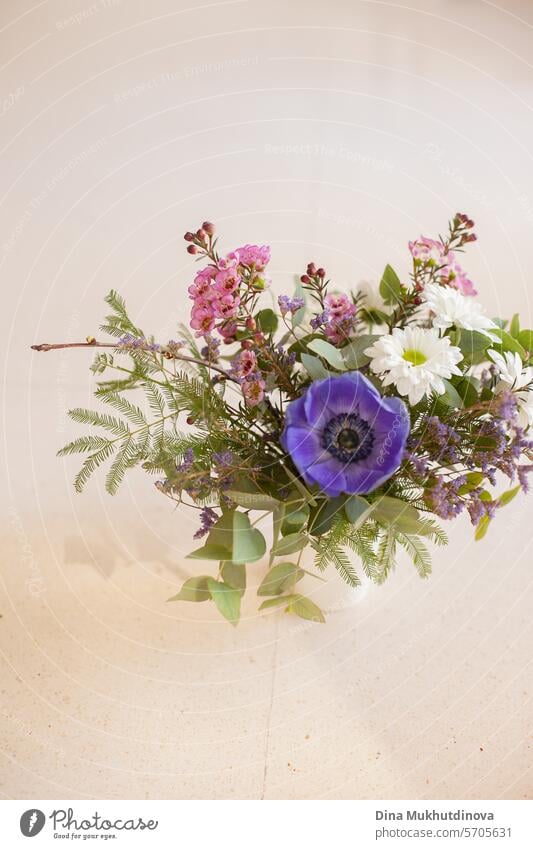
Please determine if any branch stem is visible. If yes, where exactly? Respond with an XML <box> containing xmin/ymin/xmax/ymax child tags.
<box><xmin>30</xmin><ymin>340</ymin><xmax>236</xmax><ymax>382</ymax></box>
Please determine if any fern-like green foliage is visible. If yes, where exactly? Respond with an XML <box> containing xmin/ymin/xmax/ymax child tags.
<box><xmin>311</xmin><ymin>509</ymin><xmax>447</xmax><ymax>588</ymax></box>
<box><xmin>100</xmin><ymin>289</ymin><xmax>144</xmax><ymax>339</ymax></box>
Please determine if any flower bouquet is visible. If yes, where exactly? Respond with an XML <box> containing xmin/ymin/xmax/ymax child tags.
<box><xmin>32</xmin><ymin>213</ymin><xmax>533</xmax><ymax>625</ymax></box>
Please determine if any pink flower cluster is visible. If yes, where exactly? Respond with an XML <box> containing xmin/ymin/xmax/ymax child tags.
<box><xmin>408</xmin><ymin>236</ymin><xmax>477</xmax><ymax>296</ymax></box>
<box><xmin>188</xmin><ymin>246</ymin><xmax>270</xmax><ymax>337</ymax></box>
<box><xmin>323</xmin><ymin>292</ymin><xmax>357</xmax><ymax>344</ymax></box>
<box><xmin>231</xmin><ymin>349</ymin><xmax>265</xmax><ymax>406</ymax></box>
<box><xmin>236</xmin><ymin>244</ymin><xmax>270</xmax><ymax>270</ymax></box>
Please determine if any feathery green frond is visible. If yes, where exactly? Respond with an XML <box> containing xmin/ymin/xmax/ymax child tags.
<box><xmin>398</xmin><ymin>533</ymin><xmax>433</xmax><ymax>578</ymax></box>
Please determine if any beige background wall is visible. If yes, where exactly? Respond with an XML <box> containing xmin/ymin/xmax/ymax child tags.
<box><xmin>1</xmin><ymin>0</ymin><xmax>532</xmax><ymax>799</ymax></box>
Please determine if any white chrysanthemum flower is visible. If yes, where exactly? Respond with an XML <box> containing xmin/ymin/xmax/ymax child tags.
<box><xmin>422</xmin><ymin>283</ymin><xmax>497</xmax><ymax>337</ymax></box>
<box><xmin>365</xmin><ymin>326</ymin><xmax>463</xmax><ymax>406</ymax></box>
<box><xmin>489</xmin><ymin>349</ymin><xmax>533</xmax><ymax>429</ymax></box>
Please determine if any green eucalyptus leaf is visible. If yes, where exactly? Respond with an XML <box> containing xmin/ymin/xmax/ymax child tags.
<box><xmin>257</xmin><ymin>562</ymin><xmax>304</xmax><ymax>596</ymax></box>
<box><xmin>373</xmin><ymin>496</ymin><xmax>422</xmax><ymax>534</ymax></box>
<box><xmin>167</xmin><ymin>576</ymin><xmax>211</xmax><ymax>602</ymax></box>
<box><xmin>458</xmin><ymin>330</ymin><xmax>491</xmax><ymax>364</ymax></box>
<box><xmin>186</xmin><ymin>543</ymin><xmax>231</xmax><ymax>561</ymax></box>
<box><xmin>271</xmin><ymin>532</ymin><xmax>308</xmax><ymax>557</ymax></box>
<box><xmin>341</xmin><ymin>334</ymin><xmax>378</xmax><ymax>369</ymax></box>
<box><xmin>307</xmin><ymin>339</ymin><xmax>345</xmax><ymax>371</ymax></box>
<box><xmin>270</xmin><ymin>504</ymin><xmax>285</xmax><ymax>565</ymax></box>
<box><xmin>221</xmin><ymin>561</ymin><xmax>246</xmax><ymax>593</ymax></box>
<box><xmin>287</xmin><ymin>333</ymin><xmax>322</xmax><ymax>357</ymax></box>
<box><xmin>256</xmin><ymin>308</ymin><xmax>278</xmax><ymax>334</ymax></box>
<box><xmin>453</xmin><ymin>376</ymin><xmax>479</xmax><ymax>407</ymax></box>
<box><xmin>438</xmin><ymin>379</ymin><xmax>464</xmax><ymax>410</ymax></box>
<box><xmin>309</xmin><ymin>496</ymin><xmax>346</xmax><ymax>536</ymax></box>
<box><xmin>379</xmin><ymin>264</ymin><xmax>402</xmax><ymax>305</ymax></box>
<box><xmin>206</xmin><ymin>511</ymin><xmax>235</xmax><ymax>551</ymax></box>
<box><xmin>226</xmin><ymin>489</ymin><xmax>280</xmax><ymax>511</ymax></box>
<box><xmin>344</xmin><ymin>495</ymin><xmax>373</xmax><ymax>526</ymax></box>
<box><xmin>207</xmin><ymin>577</ymin><xmax>241</xmax><ymax>626</ymax></box>
<box><xmin>232</xmin><ymin>512</ymin><xmax>267</xmax><ymax>564</ymax></box>
<box><xmin>287</xmin><ymin>594</ymin><xmax>326</xmax><ymax>623</ymax></box>
<box><xmin>301</xmin><ymin>353</ymin><xmax>331</xmax><ymax>381</ymax></box>
<box><xmin>281</xmin><ymin>503</ymin><xmax>310</xmax><ymax>536</ymax></box>
<box><xmin>259</xmin><ymin>594</ymin><xmax>299</xmax><ymax>611</ymax></box>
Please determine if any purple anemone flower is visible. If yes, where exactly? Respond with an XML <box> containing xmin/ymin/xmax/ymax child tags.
<box><xmin>281</xmin><ymin>372</ymin><xmax>410</xmax><ymax>496</ymax></box>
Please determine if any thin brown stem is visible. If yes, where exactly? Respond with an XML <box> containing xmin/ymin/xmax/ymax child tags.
<box><xmin>30</xmin><ymin>340</ymin><xmax>237</xmax><ymax>382</ymax></box>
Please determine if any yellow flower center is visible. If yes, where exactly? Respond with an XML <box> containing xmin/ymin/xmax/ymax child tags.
<box><xmin>403</xmin><ymin>348</ymin><xmax>427</xmax><ymax>366</ymax></box>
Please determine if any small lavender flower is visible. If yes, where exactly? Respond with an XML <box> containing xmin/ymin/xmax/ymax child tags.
<box><xmin>165</xmin><ymin>339</ymin><xmax>185</xmax><ymax>356</ymax></box>
<box><xmin>467</xmin><ymin>495</ymin><xmax>496</xmax><ymax>526</ymax></box>
<box><xmin>278</xmin><ymin>295</ymin><xmax>305</xmax><ymax>317</ymax></box>
<box><xmin>404</xmin><ymin>450</ymin><xmax>429</xmax><ymax>477</ymax></box>
<box><xmin>193</xmin><ymin>506</ymin><xmax>218</xmax><ymax>539</ymax></box>
<box><xmin>200</xmin><ymin>334</ymin><xmax>221</xmax><ymax>361</ymax></box>
<box><xmin>310</xmin><ymin>309</ymin><xmax>330</xmax><ymax>330</ymax></box>
<box><xmin>212</xmin><ymin>450</ymin><xmax>234</xmax><ymax>468</ymax></box>
<box><xmin>491</xmin><ymin>390</ymin><xmax>518</xmax><ymax>421</ymax></box>
<box><xmin>518</xmin><ymin>464</ymin><xmax>533</xmax><ymax>492</ymax></box>
<box><xmin>176</xmin><ymin>449</ymin><xmax>194</xmax><ymax>473</ymax></box>
<box><xmin>425</xmin><ymin>476</ymin><xmax>466</xmax><ymax>519</ymax></box>
<box><xmin>117</xmin><ymin>334</ymin><xmax>160</xmax><ymax>352</ymax></box>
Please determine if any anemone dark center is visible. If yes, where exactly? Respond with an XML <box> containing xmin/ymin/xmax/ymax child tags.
<box><xmin>321</xmin><ymin>412</ymin><xmax>374</xmax><ymax>463</ymax></box>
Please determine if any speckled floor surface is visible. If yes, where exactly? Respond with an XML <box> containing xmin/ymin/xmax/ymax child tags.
<box><xmin>1</xmin><ymin>502</ymin><xmax>531</xmax><ymax>799</ymax></box>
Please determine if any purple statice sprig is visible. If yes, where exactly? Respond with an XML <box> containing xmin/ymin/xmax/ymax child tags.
<box><xmin>117</xmin><ymin>333</ymin><xmax>161</xmax><ymax>352</ymax></box>
<box><xmin>278</xmin><ymin>295</ymin><xmax>305</xmax><ymax>317</ymax></box>
<box><xmin>193</xmin><ymin>506</ymin><xmax>219</xmax><ymax>539</ymax></box>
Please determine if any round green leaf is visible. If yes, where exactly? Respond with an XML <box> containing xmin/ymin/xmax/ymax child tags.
<box><xmin>167</xmin><ymin>576</ymin><xmax>211</xmax><ymax>603</ymax></box>
<box><xmin>257</xmin><ymin>562</ymin><xmax>304</xmax><ymax>596</ymax></box>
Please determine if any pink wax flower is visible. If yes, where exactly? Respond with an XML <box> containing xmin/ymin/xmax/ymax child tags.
<box><xmin>217</xmin><ymin>251</ymin><xmax>240</xmax><ymax>271</ymax></box>
<box><xmin>232</xmin><ymin>349</ymin><xmax>257</xmax><ymax>379</ymax></box>
<box><xmin>242</xmin><ymin>375</ymin><xmax>265</xmax><ymax>406</ymax></box>
<box><xmin>439</xmin><ymin>261</ymin><xmax>477</xmax><ymax>296</ymax></box>
<box><xmin>212</xmin><ymin>294</ymin><xmax>240</xmax><ymax>319</ymax></box>
<box><xmin>190</xmin><ymin>305</ymin><xmax>215</xmax><ymax>335</ymax></box>
<box><xmin>322</xmin><ymin>292</ymin><xmax>357</xmax><ymax>344</ymax></box>
<box><xmin>218</xmin><ymin>320</ymin><xmax>238</xmax><ymax>339</ymax></box>
<box><xmin>409</xmin><ymin>236</ymin><xmax>447</xmax><ymax>265</ymax></box>
<box><xmin>214</xmin><ymin>267</ymin><xmax>241</xmax><ymax>294</ymax></box>
<box><xmin>235</xmin><ymin>244</ymin><xmax>271</xmax><ymax>271</ymax></box>
<box><xmin>324</xmin><ymin>292</ymin><xmax>356</xmax><ymax>319</ymax></box>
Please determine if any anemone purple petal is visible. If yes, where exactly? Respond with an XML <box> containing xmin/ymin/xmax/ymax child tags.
<box><xmin>282</xmin><ymin>372</ymin><xmax>410</xmax><ymax>496</ymax></box>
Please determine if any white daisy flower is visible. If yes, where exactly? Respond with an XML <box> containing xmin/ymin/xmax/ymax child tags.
<box><xmin>365</xmin><ymin>326</ymin><xmax>463</xmax><ymax>406</ymax></box>
<box><xmin>422</xmin><ymin>283</ymin><xmax>497</xmax><ymax>337</ymax></box>
<box><xmin>489</xmin><ymin>349</ymin><xmax>533</xmax><ymax>429</ymax></box>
